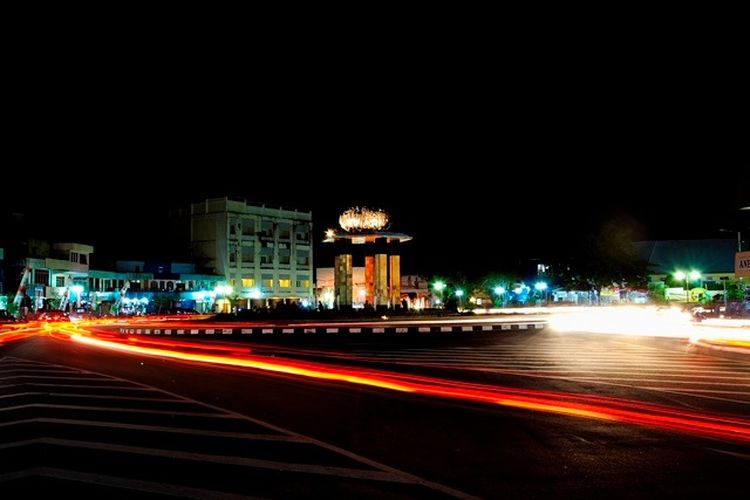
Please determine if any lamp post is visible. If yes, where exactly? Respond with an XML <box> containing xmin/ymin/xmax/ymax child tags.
<box><xmin>719</xmin><ymin>228</ymin><xmax>742</xmax><ymax>252</ymax></box>
<box><xmin>455</xmin><ymin>289</ymin><xmax>464</xmax><ymax>310</ymax></box>
<box><xmin>534</xmin><ymin>281</ymin><xmax>548</xmax><ymax>305</ymax></box>
<box><xmin>433</xmin><ymin>281</ymin><xmax>446</xmax><ymax>308</ymax></box>
<box><xmin>494</xmin><ymin>285</ymin><xmax>506</xmax><ymax>307</ymax></box>
<box><xmin>674</xmin><ymin>270</ymin><xmax>700</xmax><ymax>304</ymax></box>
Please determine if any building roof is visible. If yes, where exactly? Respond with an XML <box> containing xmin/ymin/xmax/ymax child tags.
<box><xmin>323</xmin><ymin>231</ymin><xmax>412</xmax><ymax>243</ymax></box>
<box><xmin>633</xmin><ymin>239</ymin><xmax>736</xmax><ymax>274</ymax></box>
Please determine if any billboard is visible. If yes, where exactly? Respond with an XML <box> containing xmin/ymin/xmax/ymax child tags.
<box><xmin>736</xmin><ymin>251</ymin><xmax>750</xmax><ymax>279</ymax></box>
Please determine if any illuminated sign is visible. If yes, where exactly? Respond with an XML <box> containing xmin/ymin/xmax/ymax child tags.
<box><xmin>736</xmin><ymin>251</ymin><xmax>750</xmax><ymax>278</ymax></box>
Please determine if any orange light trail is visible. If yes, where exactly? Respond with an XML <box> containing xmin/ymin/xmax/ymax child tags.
<box><xmin>6</xmin><ymin>322</ymin><xmax>750</xmax><ymax>444</ymax></box>
<box><xmin>49</xmin><ymin>325</ymin><xmax>750</xmax><ymax>445</ymax></box>
<box><xmin>0</xmin><ymin>323</ymin><xmax>44</xmax><ymax>344</ymax></box>
<box><xmin>65</xmin><ymin>330</ymin><xmax>412</xmax><ymax>393</ymax></box>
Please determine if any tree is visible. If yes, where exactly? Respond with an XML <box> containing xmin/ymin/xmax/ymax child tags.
<box><xmin>151</xmin><ymin>293</ymin><xmax>179</xmax><ymax>313</ymax></box>
<box><xmin>474</xmin><ymin>272</ymin><xmax>521</xmax><ymax>306</ymax></box>
<box><xmin>549</xmin><ymin>220</ymin><xmax>650</xmax><ymax>298</ymax></box>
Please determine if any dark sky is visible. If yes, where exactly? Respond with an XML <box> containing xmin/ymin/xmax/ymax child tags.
<box><xmin>2</xmin><ymin>55</ymin><xmax>747</xmax><ymax>277</ymax></box>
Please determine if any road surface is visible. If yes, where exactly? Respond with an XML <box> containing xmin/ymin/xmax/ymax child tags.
<box><xmin>1</xmin><ymin>322</ymin><xmax>749</xmax><ymax>498</ymax></box>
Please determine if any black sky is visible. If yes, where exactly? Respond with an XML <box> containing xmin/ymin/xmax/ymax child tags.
<box><xmin>2</xmin><ymin>52</ymin><xmax>747</xmax><ymax>277</ymax></box>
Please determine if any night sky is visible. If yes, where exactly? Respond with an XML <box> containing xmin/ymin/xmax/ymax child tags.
<box><xmin>2</xmin><ymin>66</ymin><xmax>747</xmax><ymax>278</ymax></box>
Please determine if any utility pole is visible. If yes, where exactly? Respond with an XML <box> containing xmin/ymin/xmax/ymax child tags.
<box><xmin>719</xmin><ymin>229</ymin><xmax>742</xmax><ymax>252</ymax></box>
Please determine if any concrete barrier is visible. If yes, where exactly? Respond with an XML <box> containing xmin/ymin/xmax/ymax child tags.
<box><xmin>117</xmin><ymin>322</ymin><xmax>547</xmax><ymax>336</ymax></box>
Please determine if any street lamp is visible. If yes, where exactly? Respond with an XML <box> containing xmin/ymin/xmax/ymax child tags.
<box><xmin>534</xmin><ymin>281</ymin><xmax>548</xmax><ymax>305</ymax></box>
<box><xmin>493</xmin><ymin>285</ymin><xmax>506</xmax><ymax>307</ymax></box>
<box><xmin>455</xmin><ymin>289</ymin><xmax>464</xmax><ymax>310</ymax></box>
<box><xmin>719</xmin><ymin>228</ymin><xmax>742</xmax><ymax>253</ymax></box>
<box><xmin>432</xmin><ymin>281</ymin><xmax>446</xmax><ymax>308</ymax></box>
<box><xmin>674</xmin><ymin>270</ymin><xmax>700</xmax><ymax>304</ymax></box>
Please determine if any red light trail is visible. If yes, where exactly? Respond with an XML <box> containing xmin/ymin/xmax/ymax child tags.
<box><xmin>3</xmin><ymin>320</ymin><xmax>750</xmax><ymax>445</ymax></box>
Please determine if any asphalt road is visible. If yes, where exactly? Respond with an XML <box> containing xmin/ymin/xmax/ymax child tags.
<box><xmin>2</xmin><ymin>328</ymin><xmax>750</xmax><ymax>498</ymax></box>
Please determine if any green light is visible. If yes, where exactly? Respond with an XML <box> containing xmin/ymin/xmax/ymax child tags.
<box><xmin>433</xmin><ymin>281</ymin><xmax>446</xmax><ymax>291</ymax></box>
<box><xmin>674</xmin><ymin>271</ymin><xmax>686</xmax><ymax>281</ymax></box>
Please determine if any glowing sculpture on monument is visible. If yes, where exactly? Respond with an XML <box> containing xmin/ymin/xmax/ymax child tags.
<box><xmin>338</xmin><ymin>207</ymin><xmax>390</xmax><ymax>233</ymax></box>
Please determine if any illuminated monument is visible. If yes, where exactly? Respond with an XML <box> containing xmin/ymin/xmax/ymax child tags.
<box><xmin>324</xmin><ymin>208</ymin><xmax>412</xmax><ymax>308</ymax></box>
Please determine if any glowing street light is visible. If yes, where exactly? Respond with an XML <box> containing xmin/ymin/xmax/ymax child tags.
<box><xmin>455</xmin><ymin>288</ymin><xmax>464</xmax><ymax>309</ymax></box>
<box><xmin>493</xmin><ymin>285</ymin><xmax>507</xmax><ymax>307</ymax></box>
<box><xmin>534</xmin><ymin>282</ymin><xmax>548</xmax><ymax>305</ymax></box>
<box><xmin>674</xmin><ymin>270</ymin><xmax>701</xmax><ymax>304</ymax></box>
<box><xmin>432</xmin><ymin>281</ymin><xmax>446</xmax><ymax>308</ymax></box>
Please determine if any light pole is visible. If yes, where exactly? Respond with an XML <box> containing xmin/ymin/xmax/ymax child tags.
<box><xmin>534</xmin><ymin>281</ymin><xmax>548</xmax><ymax>305</ymax></box>
<box><xmin>494</xmin><ymin>285</ymin><xmax>506</xmax><ymax>307</ymax></box>
<box><xmin>674</xmin><ymin>270</ymin><xmax>700</xmax><ymax>304</ymax></box>
<box><xmin>719</xmin><ymin>228</ymin><xmax>742</xmax><ymax>252</ymax></box>
<box><xmin>433</xmin><ymin>281</ymin><xmax>446</xmax><ymax>308</ymax></box>
<box><xmin>455</xmin><ymin>289</ymin><xmax>464</xmax><ymax>310</ymax></box>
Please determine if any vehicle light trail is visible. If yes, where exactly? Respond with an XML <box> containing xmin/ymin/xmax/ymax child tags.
<box><xmin>48</xmin><ymin>325</ymin><xmax>750</xmax><ymax>445</ymax></box>
<box><xmin>0</xmin><ymin>324</ymin><xmax>44</xmax><ymax>344</ymax></box>
<box><xmin>65</xmin><ymin>330</ymin><xmax>412</xmax><ymax>393</ymax></box>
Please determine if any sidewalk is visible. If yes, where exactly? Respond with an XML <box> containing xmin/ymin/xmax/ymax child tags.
<box><xmin>690</xmin><ymin>318</ymin><xmax>750</xmax><ymax>361</ymax></box>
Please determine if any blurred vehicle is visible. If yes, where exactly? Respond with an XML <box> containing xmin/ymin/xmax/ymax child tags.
<box><xmin>0</xmin><ymin>311</ymin><xmax>17</xmax><ymax>323</ymax></box>
<box><xmin>159</xmin><ymin>307</ymin><xmax>200</xmax><ymax>315</ymax></box>
<box><xmin>35</xmin><ymin>309</ymin><xmax>71</xmax><ymax>322</ymax></box>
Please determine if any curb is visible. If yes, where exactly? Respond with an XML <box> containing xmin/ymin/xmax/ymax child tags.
<box><xmin>690</xmin><ymin>341</ymin><xmax>750</xmax><ymax>363</ymax></box>
<box><xmin>116</xmin><ymin>322</ymin><xmax>547</xmax><ymax>336</ymax></box>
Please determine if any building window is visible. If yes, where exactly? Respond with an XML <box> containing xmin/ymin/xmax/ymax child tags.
<box><xmin>34</xmin><ymin>269</ymin><xmax>50</xmax><ymax>286</ymax></box>
<box><xmin>262</xmin><ymin>279</ymin><xmax>273</xmax><ymax>288</ymax></box>
<box><xmin>295</xmin><ymin>226</ymin><xmax>310</xmax><ymax>242</ymax></box>
<box><xmin>70</xmin><ymin>252</ymin><xmax>79</xmax><ymax>263</ymax></box>
<box><xmin>279</xmin><ymin>279</ymin><xmax>291</xmax><ymax>288</ymax></box>
<box><xmin>260</xmin><ymin>221</ymin><xmax>274</xmax><ymax>238</ymax></box>
<box><xmin>56</xmin><ymin>276</ymin><xmax>65</xmax><ymax>287</ymax></box>
<box><xmin>296</xmin><ymin>250</ymin><xmax>309</xmax><ymax>266</ymax></box>
<box><xmin>79</xmin><ymin>254</ymin><xmax>88</xmax><ymax>265</ymax></box>
<box><xmin>296</xmin><ymin>279</ymin><xmax>311</xmax><ymax>288</ymax></box>
<box><xmin>229</xmin><ymin>279</ymin><xmax>236</xmax><ymax>286</ymax></box>
<box><xmin>241</xmin><ymin>278</ymin><xmax>255</xmax><ymax>288</ymax></box>
<box><xmin>242</xmin><ymin>247</ymin><xmax>255</xmax><ymax>263</ymax></box>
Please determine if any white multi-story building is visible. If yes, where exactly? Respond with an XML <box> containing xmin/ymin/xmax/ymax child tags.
<box><xmin>191</xmin><ymin>197</ymin><xmax>313</xmax><ymax>306</ymax></box>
